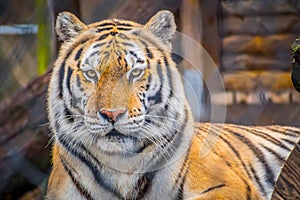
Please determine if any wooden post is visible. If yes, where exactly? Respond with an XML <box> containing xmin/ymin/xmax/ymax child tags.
<box><xmin>271</xmin><ymin>143</ymin><xmax>300</xmax><ymax>199</ymax></box>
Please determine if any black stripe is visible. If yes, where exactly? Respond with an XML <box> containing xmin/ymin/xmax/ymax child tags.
<box><xmin>234</xmin><ymin>126</ymin><xmax>291</xmax><ymax>151</ymax></box>
<box><xmin>60</xmin><ymin>155</ymin><xmax>95</xmax><ymax>200</ymax></box>
<box><xmin>146</xmin><ymin>59</ymin><xmax>150</xmax><ymax>69</ymax></box>
<box><xmin>173</xmin><ymin>151</ymin><xmax>189</xmax><ymax>189</ymax></box>
<box><xmin>66</xmin><ymin>67</ymin><xmax>73</xmax><ymax>94</ymax></box>
<box><xmin>246</xmin><ymin>182</ymin><xmax>252</xmax><ymax>200</ymax></box>
<box><xmin>107</xmin><ymin>39</ymin><xmax>113</xmax><ymax>45</ymax></box>
<box><xmin>101</xmin><ymin>54</ymin><xmax>109</xmax><ymax>66</ymax></box>
<box><xmin>200</xmin><ymin>184</ymin><xmax>226</xmax><ymax>195</ymax></box>
<box><xmin>121</xmin><ymin>42</ymin><xmax>134</xmax><ymax>47</ymax></box>
<box><xmin>129</xmin><ymin>50</ymin><xmax>139</xmax><ymax>59</ymax></box>
<box><xmin>57</xmin><ymin>135</ymin><xmax>122</xmax><ymax>198</ymax></box>
<box><xmin>281</xmin><ymin>138</ymin><xmax>296</xmax><ymax>146</ymax></box>
<box><xmin>137</xmin><ymin>59</ymin><xmax>145</xmax><ymax>64</ymax></box>
<box><xmin>115</xmin><ymin>22</ymin><xmax>134</xmax><ymax>27</ymax></box>
<box><xmin>57</xmin><ymin>38</ymin><xmax>89</xmax><ymax>98</ymax></box>
<box><xmin>225</xmin><ymin>128</ymin><xmax>276</xmax><ymax>187</ymax></box>
<box><xmin>117</xmin><ymin>55</ymin><xmax>122</xmax><ymax>65</ymax></box>
<box><xmin>210</xmin><ymin>147</ymin><xmax>253</xmax><ymax>200</ymax></box>
<box><xmin>115</xmin><ymin>49</ymin><xmax>122</xmax><ymax>58</ymax></box>
<box><xmin>163</xmin><ymin>55</ymin><xmax>173</xmax><ymax>99</ymax></box>
<box><xmin>93</xmin><ymin>42</ymin><xmax>106</xmax><ymax>48</ymax></box>
<box><xmin>260</xmin><ymin>144</ymin><xmax>284</xmax><ymax>162</ymax></box>
<box><xmin>249</xmin><ymin>164</ymin><xmax>267</xmax><ymax>197</ymax></box>
<box><xmin>132</xmin><ymin>172</ymin><xmax>155</xmax><ymax>200</ymax></box>
<box><xmin>58</xmin><ymin>61</ymin><xmax>66</xmax><ymax>98</ymax></box>
<box><xmin>96</xmin><ymin>26</ymin><xmax>113</xmax><ymax>33</ymax></box>
<box><xmin>145</xmin><ymin>47</ymin><xmax>153</xmax><ymax>59</ymax></box>
<box><xmin>132</xmin><ymin>30</ymin><xmax>140</xmax><ymax>36</ymax></box>
<box><xmin>284</xmin><ymin>127</ymin><xmax>300</xmax><ymax>136</ymax></box>
<box><xmin>209</xmin><ymin>127</ymin><xmax>253</xmax><ymax>181</ymax></box>
<box><xmin>75</xmin><ymin>48</ymin><xmax>83</xmax><ymax>60</ymax></box>
<box><xmin>147</xmin><ymin>74</ymin><xmax>152</xmax><ymax>86</ymax></box>
<box><xmin>96</xmin><ymin>22</ymin><xmax>115</xmax><ymax>27</ymax></box>
<box><xmin>267</xmin><ymin>126</ymin><xmax>300</xmax><ymax>137</ymax></box>
<box><xmin>89</xmin><ymin>51</ymin><xmax>99</xmax><ymax>58</ymax></box>
<box><xmin>77</xmin><ymin>60</ymin><xmax>81</xmax><ymax>68</ymax></box>
<box><xmin>173</xmin><ymin>146</ymin><xmax>191</xmax><ymax>199</ymax></box>
<box><xmin>98</xmin><ymin>33</ymin><xmax>109</xmax><ymax>41</ymax></box>
<box><xmin>175</xmin><ymin>173</ymin><xmax>186</xmax><ymax>200</ymax></box>
<box><xmin>64</xmin><ymin>105</ymin><xmax>74</xmax><ymax>123</ymax></box>
<box><xmin>139</xmin><ymin>40</ymin><xmax>153</xmax><ymax>59</ymax></box>
<box><xmin>134</xmin><ymin>139</ymin><xmax>153</xmax><ymax>154</ymax></box>
<box><xmin>64</xmin><ymin>38</ymin><xmax>89</xmax><ymax>59</ymax></box>
<box><xmin>163</xmin><ymin>55</ymin><xmax>169</xmax><ymax>66</ymax></box>
<box><xmin>96</xmin><ymin>22</ymin><xmax>134</xmax><ymax>28</ymax></box>
<box><xmin>183</xmin><ymin>106</ymin><xmax>189</xmax><ymax>125</ymax></box>
<box><xmin>148</xmin><ymin>61</ymin><xmax>163</xmax><ymax>104</ymax></box>
<box><xmin>123</xmin><ymin>57</ymin><xmax>129</xmax><ymax>70</ymax></box>
<box><xmin>118</xmin><ymin>33</ymin><xmax>130</xmax><ymax>40</ymax></box>
<box><xmin>117</xmin><ymin>27</ymin><xmax>133</xmax><ymax>31</ymax></box>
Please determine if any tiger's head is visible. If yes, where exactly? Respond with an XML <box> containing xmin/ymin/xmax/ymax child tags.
<box><xmin>49</xmin><ymin>11</ymin><xmax>193</xmax><ymax>158</ymax></box>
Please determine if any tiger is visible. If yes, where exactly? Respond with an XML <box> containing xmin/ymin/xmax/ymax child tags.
<box><xmin>46</xmin><ymin>10</ymin><xmax>300</xmax><ymax>200</ymax></box>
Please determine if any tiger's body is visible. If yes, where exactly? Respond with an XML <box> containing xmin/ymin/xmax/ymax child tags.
<box><xmin>46</xmin><ymin>10</ymin><xmax>300</xmax><ymax>200</ymax></box>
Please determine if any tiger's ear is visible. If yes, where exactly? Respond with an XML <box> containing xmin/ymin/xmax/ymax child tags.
<box><xmin>56</xmin><ymin>12</ymin><xmax>87</xmax><ymax>41</ymax></box>
<box><xmin>144</xmin><ymin>10</ymin><xmax>176</xmax><ymax>48</ymax></box>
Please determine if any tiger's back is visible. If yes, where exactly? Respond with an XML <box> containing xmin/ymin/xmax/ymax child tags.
<box><xmin>188</xmin><ymin>123</ymin><xmax>299</xmax><ymax>199</ymax></box>
<box><xmin>46</xmin><ymin>10</ymin><xmax>300</xmax><ymax>200</ymax></box>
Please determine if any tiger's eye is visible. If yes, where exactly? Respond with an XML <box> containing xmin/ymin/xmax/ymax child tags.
<box><xmin>85</xmin><ymin>70</ymin><xmax>96</xmax><ymax>78</ymax></box>
<box><xmin>131</xmin><ymin>69</ymin><xmax>142</xmax><ymax>77</ymax></box>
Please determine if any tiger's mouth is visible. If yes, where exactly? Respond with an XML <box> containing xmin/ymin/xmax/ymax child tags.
<box><xmin>106</xmin><ymin>129</ymin><xmax>126</xmax><ymax>138</ymax></box>
<box><xmin>98</xmin><ymin>128</ymin><xmax>147</xmax><ymax>154</ymax></box>
<box><xmin>104</xmin><ymin>128</ymin><xmax>139</xmax><ymax>142</ymax></box>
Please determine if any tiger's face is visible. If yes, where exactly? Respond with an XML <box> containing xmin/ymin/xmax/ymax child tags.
<box><xmin>73</xmin><ymin>33</ymin><xmax>160</xmax><ymax>154</ymax></box>
<box><xmin>49</xmin><ymin>11</ymin><xmax>190</xmax><ymax>156</ymax></box>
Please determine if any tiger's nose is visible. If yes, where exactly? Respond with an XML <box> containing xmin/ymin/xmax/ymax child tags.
<box><xmin>99</xmin><ymin>109</ymin><xmax>126</xmax><ymax>123</ymax></box>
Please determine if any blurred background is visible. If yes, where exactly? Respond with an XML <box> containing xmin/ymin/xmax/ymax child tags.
<box><xmin>0</xmin><ymin>0</ymin><xmax>300</xmax><ymax>199</ymax></box>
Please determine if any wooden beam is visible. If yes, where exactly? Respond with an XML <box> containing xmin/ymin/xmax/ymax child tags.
<box><xmin>180</xmin><ymin>0</ymin><xmax>202</xmax><ymax>69</ymax></box>
<box><xmin>221</xmin><ymin>0</ymin><xmax>300</xmax><ymax>16</ymax></box>
<box><xmin>222</xmin><ymin>53</ymin><xmax>291</xmax><ymax>71</ymax></box>
<box><xmin>221</xmin><ymin>15</ymin><xmax>300</xmax><ymax>36</ymax></box>
<box><xmin>223</xmin><ymin>70</ymin><xmax>293</xmax><ymax>91</ymax></box>
<box><xmin>199</xmin><ymin>0</ymin><xmax>221</xmax><ymax>67</ymax></box>
<box><xmin>222</xmin><ymin>34</ymin><xmax>298</xmax><ymax>55</ymax></box>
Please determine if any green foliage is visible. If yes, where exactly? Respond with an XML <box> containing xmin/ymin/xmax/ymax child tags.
<box><xmin>36</xmin><ymin>0</ymin><xmax>52</xmax><ymax>74</ymax></box>
<box><xmin>291</xmin><ymin>38</ymin><xmax>300</xmax><ymax>55</ymax></box>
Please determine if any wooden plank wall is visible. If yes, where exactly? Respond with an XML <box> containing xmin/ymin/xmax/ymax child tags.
<box><xmin>213</xmin><ymin>1</ymin><xmax>300</xmax><ymax>106</ymax></box>
<box><xmin>219</xmin><ymin>0</ymin><xmax>300</xmax><ymax>96</ymax></box>
<box><xmin>220</xmin><ymin>0</ymin><xmax>300</xmax><ymax>72</ymax></box>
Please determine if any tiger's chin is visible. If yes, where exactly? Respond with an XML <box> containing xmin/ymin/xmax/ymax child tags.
<box><xmin>94</xmin><ymin>129</ymin><xmax>148</xmax><ymax>155</ymax></box>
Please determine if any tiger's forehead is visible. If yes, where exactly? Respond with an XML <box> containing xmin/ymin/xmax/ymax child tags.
<box><xmin>68</xmin><ymin>18</ymin><xmax>157</xmax><ymax>73</ymax></box>
<box><xmin>81</xmin><ymin>33</ymin><xmax>147</xmax><ymax>72</ymax></box>
<box><xmin>88</xmin><ymin>18</ymin><xmax>142</xmax><ymax>31</ymax></box>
